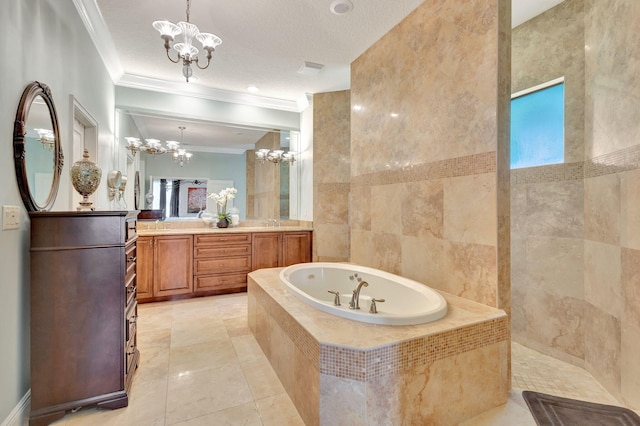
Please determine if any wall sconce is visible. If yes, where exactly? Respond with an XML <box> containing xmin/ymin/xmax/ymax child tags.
<box><xmin>34</xmin><ymin>128</ymin><xmax>55</xmax><ymax>150</ymax></box>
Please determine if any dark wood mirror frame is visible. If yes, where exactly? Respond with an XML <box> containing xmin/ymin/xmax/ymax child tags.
<box><xmin>13</xmin><ymin>81</ymin><xmax>64</xmax><ymax>212</ymax></box>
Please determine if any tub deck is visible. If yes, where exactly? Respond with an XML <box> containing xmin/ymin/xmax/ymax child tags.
<box><xmin>248</xmin><ymin>267</ymin><xmax>510</xmax><ymax>426</ymax></box>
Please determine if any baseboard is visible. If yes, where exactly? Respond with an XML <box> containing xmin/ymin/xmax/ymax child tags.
<box><xmin>1</xmin><ymin>390</ymin><xmax>30</xmax><ymax>426</ymax></box>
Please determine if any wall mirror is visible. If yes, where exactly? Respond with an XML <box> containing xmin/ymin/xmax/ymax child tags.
<box><xmin>13</xmin><ymin>81</ymin><xmax>64</xmax><ymax>212</ymax></box>
<box><xmin>115</xmin><ymin>109</ymin><xmax>301</xmax><ymax>221</ymax></box>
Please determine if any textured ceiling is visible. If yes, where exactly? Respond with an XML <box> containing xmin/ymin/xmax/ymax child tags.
<box><xmin>89</xmin><ymin>0</ymin><xmax>565</xmax><ymax>150</ymax></box>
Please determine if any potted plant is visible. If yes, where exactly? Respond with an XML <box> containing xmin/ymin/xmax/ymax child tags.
<box><xmin>207</xmin><ymin>187</ymin><xmax>237</xmax><ymax>228</ymax></box>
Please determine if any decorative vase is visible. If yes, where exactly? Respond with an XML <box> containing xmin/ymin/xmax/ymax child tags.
<box><xmin>217</xmin><ymin>218</ymin><xmax>229</xmax><ymax>228</ymax></box>
<box><xmin>70</xmin><ymin>148</ymin><xmax>102</xmax><ymax>211</ymax></box>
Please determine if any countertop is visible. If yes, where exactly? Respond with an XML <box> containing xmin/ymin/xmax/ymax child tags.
<box><xmin>137</xmin><ymin>226</ymin><xmax>313</xmax><ymax>237</ymax></box>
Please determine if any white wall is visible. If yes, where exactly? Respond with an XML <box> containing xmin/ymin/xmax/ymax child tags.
<box><xmin>0</xmin><ymin>0</ymin><xmax>116</xmax><ymax>421</ymax></box>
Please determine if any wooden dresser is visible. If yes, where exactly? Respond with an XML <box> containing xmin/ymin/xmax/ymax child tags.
<box><xmin>29</xmin><ymin>211</ymin><xmax>139</xmax><ymax>426</ymax></box>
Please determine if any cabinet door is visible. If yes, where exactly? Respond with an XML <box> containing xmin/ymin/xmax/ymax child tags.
<box><xmin>136</xmin><ymin>236</ymin><xmax>154</xmax><ymax>301</ymax></box>
<box><xmin>154</xmin><ymin>235</ymin><xmax>194</xmax><ymax>297</ymax></box>
<box><xmin>282</xmin><ymin>232</ymin><xmax>312</xmax><ymax>267</ymax></box>
<box><xmin>251</xmin><ymin>233</ymin><xmax>281</xmax><ymax>270</ymax></box>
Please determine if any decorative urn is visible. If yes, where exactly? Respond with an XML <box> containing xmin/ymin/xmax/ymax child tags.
<box><xmin>70</xmin><ymin>148</ymin><xmax>102</xmax><ymax>211</ymax></box>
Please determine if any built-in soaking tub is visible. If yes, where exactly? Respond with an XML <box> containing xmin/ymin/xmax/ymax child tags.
<box><xmin>279</xmin><ymin>262</ymin><xmax>447</xmax><ymax>325</ymax></box>
<box><xmin>248</xmin><ymin>266</ymin><xmax>509</xmax><ymax>425</ymax></box>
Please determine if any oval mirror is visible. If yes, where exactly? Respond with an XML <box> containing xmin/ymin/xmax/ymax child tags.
<box><xmin>13</xmin><ymin>81</ymin><xmax>64</xmax><ymax>212</ymax></box>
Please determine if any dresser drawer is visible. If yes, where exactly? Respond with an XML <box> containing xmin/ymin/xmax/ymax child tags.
<box><xmin>194</xmin><ymin>244</ymin><xmax>251</xmax><ymax>258</ymax></box>
<box><xmin>125</xmin><ymin>243</ymin><xmax>136</xmax><ymax>281</ymax></box>
<box><xmin>194</xmin><ymin>233</ymin><xmax>251</xmax><ymax>246</ymax></box>
<box><xmin>194</xmin><ymin>273</ymin><xmax>248</xmax><ymax>292</ymax></box>
<box><xmin>194</xmin><ymin>256</ymin><xmax>251</xmax><ymax>275</ymax></box>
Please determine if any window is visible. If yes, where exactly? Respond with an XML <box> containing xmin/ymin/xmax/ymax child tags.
<box><xmin>511</xmin><ymin>79</ymin><xmax>564</xmax><ymax>169</ymax></box>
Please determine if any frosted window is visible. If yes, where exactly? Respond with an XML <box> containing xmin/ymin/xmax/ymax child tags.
<box><xmin>511</xmin><ymin>83</ymin><xmax>564</xmax><ymax>169</ymax></box>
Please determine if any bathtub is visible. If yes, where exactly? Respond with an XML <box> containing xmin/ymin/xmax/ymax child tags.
<box><xmin>279</xmin><ymin>262</ymin><xmax>447</xmax><ymax>325</ymax></box>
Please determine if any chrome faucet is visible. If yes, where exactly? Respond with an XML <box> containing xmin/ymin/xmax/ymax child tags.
<box><xmin>349</xmin><ymin>274</ymin><xmax>369</xmax><ymax>310</ymax></box>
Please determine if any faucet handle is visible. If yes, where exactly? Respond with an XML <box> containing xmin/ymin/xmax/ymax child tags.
<box><xmin>369</xmin><ymin>298</ymin><xmax>385</xmax><ymax>314</ymax></box>
<box><xmin>327</xmin><ymin>290</ymin><xmax>341</xmax><ymax>306</ymax></box>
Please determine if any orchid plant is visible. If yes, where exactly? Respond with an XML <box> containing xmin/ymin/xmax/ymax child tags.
<box><xmin>207</xmin><ymin>187</ymin><xmax>237</xmax><ymax>222</ymax></box>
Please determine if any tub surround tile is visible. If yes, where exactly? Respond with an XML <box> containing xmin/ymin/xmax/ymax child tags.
<box><xmin>401</xmin><ymin>234</ymin><xmax>444</xmax><ymax>288</ymax></box>
<box><xmin>401</xmin><ymin>180</ymin><xmax>444</xmax><ymax>239</ymax></box>
<box><xmin>443</xmin><ymin>240</ymin><xmax>498</xmax><ymax>306</ymax></box>
<box><xmin>249</xmin><ymin>267</ymin><xmax>508</xmax><ymax>425</ymax></box>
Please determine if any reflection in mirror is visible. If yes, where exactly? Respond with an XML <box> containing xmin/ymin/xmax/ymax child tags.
<box><xmin>13</xmin><ymin>81</ymin><xmax>63</xmax><ymax>212</ymax></box>
<box><xmin>148</xmin><ymin>177</ymin><xmax>235</xmax><ymax>220</ymax></box>
<box><xmin>115</xmin><ymin>109</ymin><xmax>300</xmax><ymax>221</ymax></box>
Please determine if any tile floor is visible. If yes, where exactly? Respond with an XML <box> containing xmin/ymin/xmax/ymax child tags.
<box><xmin>38</xmin><ymin>293</ymin><xmax>628</xmax><ymax>426</ymax></box>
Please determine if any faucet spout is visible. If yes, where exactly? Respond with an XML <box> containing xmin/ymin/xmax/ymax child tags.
<box><xmin>349</xmin><ymin>281</ymin><xmax>368</xmax><ymax>310</ymax></box>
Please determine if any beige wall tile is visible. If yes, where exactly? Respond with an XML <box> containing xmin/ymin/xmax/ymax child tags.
<box><xmin>401</xmin><ymin>234</ymin><xmax>444</xmax><ymax>289</ymax></box>
<box><xmin>524</xmin><ymin>289</ymin><xmax>585</xmax><ymax>359</ymax></box>
<box><xmin>621</xmin><ymin>325</ymin><xmax>640</xmax><ymax>409</ymax></box>
<box><xmin>621</xmin><ymin>169</ymin><xmax>640</xmax><ymax>250</ymax></box>
<box><xmin>584</xmin><ymin>303</ymin><xmax>621</xmax><ymax>396</ymax></box>
<box><xmin>401</xmin><ymin>180</ymin><xmax>444</xmax><ymax>238</ymax></box>
<box><xmin>584</xmin><ymin>240</ymin><xmax>622</xmax><ymax>319</ymax></box>
<box><xmin>525</xmin><ymin>180</ymin><xmax>584</xmax><ymax>238</ymax></box>
<box><xmin>319</xmin><ymin>375</ymin><xmax>366</xmax><ymax>425</ymax></box>
<box><xmin>621</xmin><ymin>247</ymin><xmax>640</xmax><ymax>330</ymax></box>
<box><xmin>525</xmin><ymin>236</ymin><xmax>584</xmax><ymax>299</ymax></box>
<box><xmin>371</xmin><ymin>183</ymin><xmax>403</xmax><ymax>235</ymax></box>
<box><xmin>313</xmin><ymin>224</ymin><xmax>350</xmax><ymax>260</ymax></box>
<box><xmin>444</xmin><ymin>173</ymin><xmax>497</xmax><ymax>246</ymax></box>
<box><xmin>584</xmin><ymin>175</ymin><xmax>621</xmax><ymax>245</ymax></box>
<box><xmin>443</xmin><ymin>241</ymin><xmax>497</xmax><ymax>306</ymax></box>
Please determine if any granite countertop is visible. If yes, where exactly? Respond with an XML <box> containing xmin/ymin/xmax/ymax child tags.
<box><xmin>137</xmin><ymin>226</ymin><xmax>313</xmax><ymax>236</ymax></box>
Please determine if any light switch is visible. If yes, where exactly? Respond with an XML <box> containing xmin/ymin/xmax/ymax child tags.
<box><xmin>2</xmin><ymin>205</ymin><xmax>20</xmax><ymax>230</ymax></box>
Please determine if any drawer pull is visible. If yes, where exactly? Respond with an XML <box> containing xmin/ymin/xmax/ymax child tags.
<box><xmin>219</xmin><ymin>238</ymin><xmax>228</xmax><ymax>241</ymax></box>
<box><xmin>127</xmin><ymin>256</ymin><xmax>136</xmax><ymax>263</ymax></box>
<box><xmin>127</xmin><ymin>285</ymin><xmax>137</xmax><ymax>294</ymax></box>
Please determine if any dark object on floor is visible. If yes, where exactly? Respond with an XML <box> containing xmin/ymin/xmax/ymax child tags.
<box><xmin>523</xmin><ymin>391</ymin><xmax>640</xmax><ymax>426</ymax></box>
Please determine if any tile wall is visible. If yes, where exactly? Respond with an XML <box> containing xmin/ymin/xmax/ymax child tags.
<box><xmin>511</xmin><ymin>0</ymin><xmax>640</xmax><ymax>410</ymax></box>
<box><xmin>349</xmin><ymin>0</ymin><xmax>511</xmax><ymax>311</ymax></box>
<box><xmin>247</xmin><ymin>132</ymin><xmax>280</xmax><ymax>220</ymax></box>
<box><xmin>312</xmin><ymin>90</ymin><xmax>351</xmax><ymax>262</ymax></box>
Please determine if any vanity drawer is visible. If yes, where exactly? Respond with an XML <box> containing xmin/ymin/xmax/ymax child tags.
<box><xmin>194</xmin><ymin>256</ymin><xmax>251</xmax><ymax>275</ymax></box>
<box><xmin>194</xmin><ymin>244</ymin><xmax>251</xmax><ymax>258</ymax></box>
<box><xmin>194</xmin><ymin>233</ymin><xmax>251</xmax><ymax>246</ymax></box>
<box><xmin>125</xmin><ymin>243</ymin><xmax>136</xmax><ymax>280</ymax></box>
<box><xmin>194</xmin><ymin>273</ymin><xmax>247</xmax><ymax>292</ymax></box>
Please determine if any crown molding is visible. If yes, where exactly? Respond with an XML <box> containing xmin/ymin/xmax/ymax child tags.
<box><xmin>117</xmin><ymin>74</ymin><xmax>302</xmax><ymax>112</ymax></box>
<box><xmin>72</xmin><ymin>0</ymin><xmax>124</xmax><ymax>83</ymax></box>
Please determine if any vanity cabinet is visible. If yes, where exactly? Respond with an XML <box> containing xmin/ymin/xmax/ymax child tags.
<box><xmin>29</xmin><ymin>211</ymin><xmax>139</xmax><ymax>426</ymax></box>
<box><xmin>194</xmin><ymin>233</ymin><xmax>252</xmax><ymax>294</ymax></box>
<box><xmin>136</xmin><ymin>229</ymin><xmax>311</xmax><ymax>303</ymax></box>
<box><xmin>252</xmin><ymin>231</ymin><xmax>312</xmax><ymax>270</ymax></box>
<box><xmin>136</xmin><ymin>234</ymin><xmax>193</xmax><ymax>301</ymax></box>
<box><xmin>136</xmin><ymin>236</ymin><xmax>154</xmax><ymax>301</ymax></box>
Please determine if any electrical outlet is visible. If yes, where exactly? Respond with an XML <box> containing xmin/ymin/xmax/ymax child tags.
<box><xmin>2</xmin><ymin>205</ymin><xmax>20</xmax><ymax>230</ymax></box>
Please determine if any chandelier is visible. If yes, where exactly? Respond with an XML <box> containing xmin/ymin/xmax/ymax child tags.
<box><xmin>152</xmin><ymin>0</ymin><xmax>222</xmax><ymax>82</ymax></box>
<box><xmin>125</xmin><ymin>128</ymin><xmax>192</xmax><ymax>162</ymax></box>
<box><xmin>255</xmin><ymin>149</ymin><xmax>296</xmax><ymax>165</ymax></box>
<box><xmin>173</xmin><ymin>126</ymin><xmax>193</xmax><ymax>166</ymax></box>
<box><xmin>34</xmin><ymin>128</ymin><xmax>55</xmax><ymax>150</ymax></box>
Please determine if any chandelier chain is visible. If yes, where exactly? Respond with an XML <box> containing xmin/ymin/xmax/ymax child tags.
<box><xmin>186</xmin><ymin>0</ymin><xmax>191</xmax><ymax>23</ymax></box>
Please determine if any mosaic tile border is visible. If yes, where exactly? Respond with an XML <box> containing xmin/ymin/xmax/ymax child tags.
<box><xmin>320</xmin><ymin>317</ymin><xmax>509</xmax><ymax>382</ymax></box>
<box><xmin>351</xmin><ymin>152</ymin><xmax>497</xmax><ymax>187</ymax></box>
<box><xmin>512</xmin><ymin>145</ymin><xmax>640</xmax><ymax>185</ymax></box>
<box><xmin>251</xmin><ymin>274</ymin><xmax>509</xmax><ymax>383</ymax></box>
